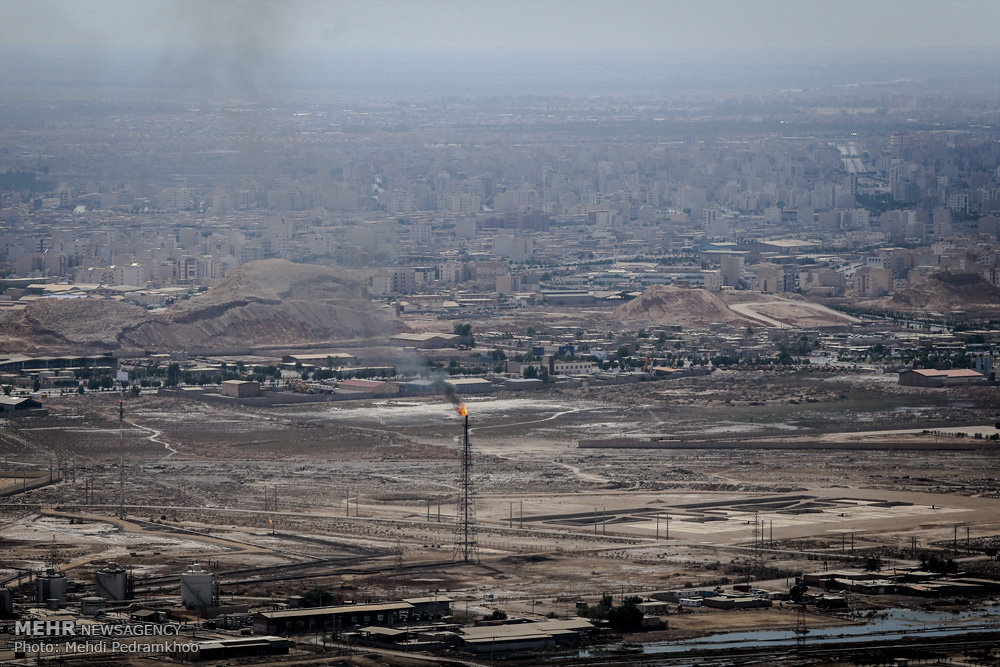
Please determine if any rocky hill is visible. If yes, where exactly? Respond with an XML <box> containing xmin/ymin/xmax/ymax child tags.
<box><xmin>887</xmin><ymin>272</ymin><xmax>1000</xmax><ymax>312</ymax></box>
<box><xmin>614</xmin><ymin>285</ymin><xmax>748</xmax><ymax>327</ymax></box>
<box><xmin>0</xmin><ymin>259</ymin><xmax>401</xmax><ymax>354</ymax></box>
<box><xmin>0</xmin><ymin>299</ymin><xmax>152</xmax><ymax>354</ymax></box>
<box><xmin>614</xmin><ymin>285</ymin><xmax>858</xmax><ymax>329</ymax></box>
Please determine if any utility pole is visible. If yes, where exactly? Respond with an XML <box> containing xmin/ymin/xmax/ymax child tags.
<box><xmin>751</xmin><ymin>512</ymin><xmax>761</xmax><ymax>562</ymax></box>
<box><xmin>117</xmin><ymin>390</ymin><xmax>126</xmax><ymax>519</ymax></box>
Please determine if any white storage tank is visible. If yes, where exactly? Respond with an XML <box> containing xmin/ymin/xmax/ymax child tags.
<box><xmin>96</xmin><ymin>562</ymin><xmax>129</xmax><ymax>601</ymax></box>
<box><xmin>180</xmin><ymin>563</ymin><xmax>214</xmax><ymax>609</ymax></box>
<box><xmin>36</xmin><ymin>568</ymin><xmax>67</xmax><ymax>607</ymax></box>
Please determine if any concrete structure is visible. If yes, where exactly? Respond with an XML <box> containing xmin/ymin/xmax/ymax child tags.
<box><xmin>254</xmin><ymin>597</ymin><xmax>451</xmax><ymax>635</ymax></box>
<box><xmin>444</xmin><ymin>377</ymin><xmax>493</xmax><ymax>394</ymax></box>
<box><xmin>898</xmin><ymin>368</ymin><xmax>986</xmax><ymax>387</ymax></box>
<box><xmin>339</xmin><ymin>379</ymin><xmax>400</xmax><ymax>396</ymax></box>
<box><xmin>702</xmin><ymin>269</ymin><xmax>724</xmax><ymax>290</ymax></box>
<box><xmin>504</xmin><ymin>377</ymin><xmax>544</xmax><ymax>390</ymax></box>
<box><xmin>552</xmin><ymin>360</ymin><xmax>598</xmax><ymax>375</ymax></box>
<box><xmin>458</xmin><ymin>618</ymin><xmax>593</xmax><ymax>654</ymax></box>
<box><xmin>853</xmin><ymin>266</ymin><xmax>892</xmax><ymax>297</ymax></box>
<box><xmin>389</xmin><ymin>332</ymin><xmax>460</xmax><ymax>349</ymax></box>
<box><xmin>281</xmin><ymin>353</ymin><xmax>356</xmax><ymax>367</ymax></box>
<box><xmin>0</xmin><ymin>396</ymin><xmax>45</xmax><ymax>415</ymax></box>
<box><xmin>752</xmin><ymin>264</ymin><xmax>785</xmax><ymax>294</ymax></box>
<box><xmin>0</xmin><ymin>354</ymin><xmax>115</xmax><ymax>373</ymax></box>
<box><xmin>171</xmin><ymin>636</ymin><xmax>290</xmax><ymax>661</ymax></box>
<box><xmin>636</xmin><ymin>600</ymin><xmax>673</xmax><ymax>615</ymax></box>
<box><xmin>255</xmin><ymin>601</ymin><xmax>416</xmax><ymax>634</ymax></box>
<box><xmin>719</xmin><ymin>253</ymin><xmax>746</xmax><ymax>287</ymax></box>
<box><xmin>219</xmin><ymin>380</ymin><xmax>261</xmax><ymax>398</ymax></box>
<box><xmin>702</xmin><ymin>595</ymin><xmax>772</xmax><ymax>609</ymax></box>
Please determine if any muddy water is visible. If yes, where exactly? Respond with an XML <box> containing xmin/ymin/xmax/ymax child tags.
<box><xmin>573</xmin><ymin>604</ymin><xmax>1000</xmax><ymax>657</ymax></box>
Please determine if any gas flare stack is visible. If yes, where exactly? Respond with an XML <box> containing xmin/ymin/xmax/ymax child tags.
<box><xmin>452</xmin><ymin>403</ymin><xmax>479</xmax><ymax>564</ymax></box>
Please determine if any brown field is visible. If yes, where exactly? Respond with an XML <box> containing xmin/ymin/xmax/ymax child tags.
<box><xmin>1</xmin><ymin>370</ymin><xmax>999</xmax><ymax>654</ymax></box>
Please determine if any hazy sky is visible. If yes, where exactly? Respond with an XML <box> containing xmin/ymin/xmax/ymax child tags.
<box><xmin>3</xmin><ymin>0</ymin><xmax>999</xmax><ymax>51</ymax></box>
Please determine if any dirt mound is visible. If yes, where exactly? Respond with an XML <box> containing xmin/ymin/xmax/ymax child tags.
<box><xmin>0</xmin><ymin>260</ymin><xmax>401</xmax><ymax>354</ymax></box>
<box><xmin>614</xmin><ymin>285</ymin><xmax>749</xmax><ymax>327</ymax></box>
<box><xmin>615</xmin><ymin>286</ymin><xmax>856</xmax><ymax>329</ymax></box>
<box><xmin>890</xmin><ymin>272</ymin><xmax>1000</xmax><ymax>311</ymax></box>
<box><xmin>0</xmin><ymin>299</ymin><xmax>152</xmax><ymax>353</ymax></box>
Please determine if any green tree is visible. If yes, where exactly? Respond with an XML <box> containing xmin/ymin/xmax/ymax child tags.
<box><xmin>577</xmin><ymin>594</ymin><xmax>614</xmax><ymax>620</ymax></box>
<box><xmin>863</xmin><ymin>555</ymin><xmax>882</xmax><ymax>573</ymax></box>
<box><xmin>301</xmin><ymin>587</ymin><xmax>341</xmax><ymax>608</ymax></box>
<box><xmin>453</xmin><ymin>322</ymin><xmax>472</xmax><ymax>337</ymax></box>
<box><xmin>607</xmin><ymin>597</ymin><xmax>644</xmax><ymax>632</ymax></box>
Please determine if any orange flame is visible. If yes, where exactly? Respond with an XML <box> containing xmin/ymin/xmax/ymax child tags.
<box><xmin>456</xmin><ymin>403</ymin><xmax>468</xmax><ymax>417</ymax></box>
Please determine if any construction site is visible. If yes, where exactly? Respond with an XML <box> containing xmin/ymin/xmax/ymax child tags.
<box><xmin>0</xmin><ymin>367</ymin><xmax>999</xmax><ymax>665</ymax></box>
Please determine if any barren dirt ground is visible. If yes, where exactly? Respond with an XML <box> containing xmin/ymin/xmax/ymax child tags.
<box><xmin>2</xmin><ymin>372</ymin><xmax>999</xmax><ymax>635</ymax></box>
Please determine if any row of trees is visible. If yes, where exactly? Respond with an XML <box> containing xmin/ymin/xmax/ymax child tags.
<box><xmin>576</xmin><ymin>594</ymin><xmax>645</xmax><ymax>632</ymax></box>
